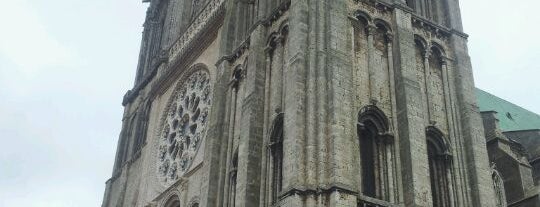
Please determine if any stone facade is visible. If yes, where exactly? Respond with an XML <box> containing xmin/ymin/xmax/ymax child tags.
<box><xmin>480</xmin><ymin>112</ymin><xmax>540</xmax><ymax>207</ymax></box>
<box><xmin>102</xmin><ymin>0</ymin><xmax>500</xmax><ymax>206</ymax></box>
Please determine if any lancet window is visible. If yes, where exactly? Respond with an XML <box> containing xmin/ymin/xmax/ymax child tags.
<box><xmin>491</xmin><ymin>167</ymin><xmax>507</xmax><ymax>207</ymax></box>
<box><xmin>224</xmin><ymin>63</ymin><xmax>246</xmax><ymax>207</ymax></box>
<box><xmin>269</xmin><ymin>114</ymin><xmax>284</xmax><ymax>204</ymax></box>
<box><xmin>357</xmin><ymin>106</ymin><xmax>395</xmax><ymax>202</ymax></box>
<box><xmin>426</xmin><ymin>127</ymin><xmax>452</xmax><ymax>207</ymax></box>
<box><xmin>263</xmin><ymin>23</ymin><xmax>288</xmax><ymax>206</ymax></box>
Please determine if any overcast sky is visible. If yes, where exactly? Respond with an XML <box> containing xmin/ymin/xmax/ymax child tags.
<box><xmin>0</xmin><ymin>0</ymin><xmax>538</xmax><ymax>206</ymax></box>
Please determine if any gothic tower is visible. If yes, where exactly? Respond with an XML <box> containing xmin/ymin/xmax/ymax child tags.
<box><xmin>102</xmin><ymin>0</ymin><xmax>498</xmax><ymax>206</ymax></box>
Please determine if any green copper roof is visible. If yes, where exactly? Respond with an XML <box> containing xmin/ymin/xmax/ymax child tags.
<box><xmin>476</xmin><ymin>88</ymin><xmax>540</xmax><ymax>132</ymax></box>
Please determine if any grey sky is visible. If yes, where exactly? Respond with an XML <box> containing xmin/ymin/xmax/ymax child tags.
<box><xmin>0</xmin><ymin>0</ymin><xmax>538</xmax><ymax>207</ymax></box>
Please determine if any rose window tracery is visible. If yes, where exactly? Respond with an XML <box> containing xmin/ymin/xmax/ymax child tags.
<box><xmin>158</xmin><ymin>70</ymin><xmax>212</xmax><ymax>184</ymax></box>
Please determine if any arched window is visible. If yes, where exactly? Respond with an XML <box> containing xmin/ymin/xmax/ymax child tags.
<box><xmin>269</xmin><ymin>113</ymin><xmax>284</xmax><ymax>204</ymax></box>
<box><xmin>426</xmin><ymin>127</ymin><xmax>452</xmax><ymax>207</ymax></box>
<box><xmin>491</xmin><ymin>166</ymin><xmax>507</xmax><ymax>207</ymax></box>
<box><xmin>357</xmin><ymin>105</ymin><xmax>394</xmax><ymax>201</ymax></box>
<box><xmin>164</xmin><ymin>195</ymin><xmax>181</xmax><ymax>207</ymax></box>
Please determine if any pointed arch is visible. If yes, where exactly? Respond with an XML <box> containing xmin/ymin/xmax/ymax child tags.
<box><xmin>163</xmin><ymin>194</ymin><xmax>181</xmax><ymax>207</ymax></box>
<box><xmin>491</xmin><ymin>165</ymin><xmax>507</xmax><ymax>207</ymax></box>
<box><xmin>268</xmin><ymin>113</ymin><xmax>284</xmax><ymax>203</ymax></box>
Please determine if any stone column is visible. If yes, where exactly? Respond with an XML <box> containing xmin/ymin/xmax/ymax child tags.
<box><xmin>222</xmin><ymin>77</ymin><xmax>237</xmax><ymax>207</ymax></box>
<box><xmin>449</xmin><ymin>33</ymin><xmax>496</xmax><ymax>206</ymax></box>
<box><xmin>324</xmin><ymin>0</ymin><xmax>357</xmax><ymax>205</ymax></box>
<box><xmin>367</xmin><ymin>25</ymin><xmax>377</xmax><ymax>101</ymax></box>
<box><xmin>269</xmin><ymin>36</ymin><xmax>285</xmax><ymax>113</ymax></box>
<box><xmin>392</xmin><ymin>8</ymin><xmax>432</xmax><ymax>207</ymax></box>
<box><xmin>200</xmin><ymin>60</ymin><xmax>233</xmax><ymax>207</ymax></box>
<box><xmin>442</xmin><ymin>0</ymin><xmax>496</xmax><ymax>204</ymax></box>
<box><xmin>234</xmin><ymin>25</ymin><xmax>267</xmax><ymax>207</ymax></box>
<box><xmin>200</xmin><ymin>1</ymin><xmax>239</xmax><ymax>203</ymax></box>
<box><xmin>386</xmin><ymin>33</ymin><xmax>401</xmax><ymax>203</ymax></box>
<box><xmin>440</xmin><ymin>59</ymin><xmax>461</xmax><ymax>207</ymax></box>
<box><xmin>422</xmin><ymin>49</ymin><xmax>433</xmax><ymax>123</ymax></box>
<box><xmin>280</xmin><ymin>0</ymin><xmax>309</xmax><ymax>206</ymax></box>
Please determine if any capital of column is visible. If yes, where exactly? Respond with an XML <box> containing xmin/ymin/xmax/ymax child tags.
<box><xmin>385</xmin><ymin>33</ymin><xmax>394</xmax><ymax>42</ymax></box>
<box><xmin>366</xmin><ymin>25</ymin><xmax>377</xmax><ymax>35</ymax></box>
<box><xmin>423</xmin><ymin>49</ymin><xmax>431</xmax><ymax>59</ymax></box>
<box><xmin>440</xmin><ymin>58</ymin><xmax>448</xmax><ymax>66</ymax></box>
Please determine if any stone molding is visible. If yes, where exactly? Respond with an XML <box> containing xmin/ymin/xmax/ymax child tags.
<box><xmin>123</xmin><ymin>0</ymin><xmax>226</xmax><ymax>106</ymax></box>
<box><xmin>167</xmin><ymin>0</ymin><xmax>225</xmax><ymax>65</ymax></box>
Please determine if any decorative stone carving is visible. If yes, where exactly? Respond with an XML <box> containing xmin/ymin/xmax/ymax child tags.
<box><xmin>157</xmin><ymin>70</ymin><xmax>212</xmax><ymax>184</ymax></box>
<box><xmin>168</xmin><ymin>0</ymin><xmax>225</xmax><ymax>63</ymax></box>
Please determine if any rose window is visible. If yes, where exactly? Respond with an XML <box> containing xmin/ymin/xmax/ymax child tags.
<box><xmin>158</xmin><ymin>70</ymin><xmax>212</xmax><ymax>183</ymax></box>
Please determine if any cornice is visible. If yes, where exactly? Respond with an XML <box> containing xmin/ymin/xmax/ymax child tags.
<box><xmin>216</xmin><ymin>38</ymin><xmax>251</xmax><ymax>66</ymax></box>
<box><xmin>167</xmin><ymin>0</ymin><xmax>226</xmax><ymax>65</ymax></box>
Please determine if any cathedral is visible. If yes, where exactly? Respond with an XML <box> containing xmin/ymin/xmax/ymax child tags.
<box><xmin>101</xmin><ymin>0</ymin><xmax>535</xmax><ymax>206</ymax></box>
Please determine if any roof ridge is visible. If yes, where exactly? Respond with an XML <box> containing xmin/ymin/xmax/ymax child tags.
<box><xmin>477</xmin><ymin>88</ymin><xmax>540</xmax><ymax>118</ymax></box>
<box><xmin>476</xmin><ymin>88</ymin><xmax>540</xmax><ymax>131</ymax></box>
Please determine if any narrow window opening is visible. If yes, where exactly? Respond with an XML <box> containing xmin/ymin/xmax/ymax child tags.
<box><xmin>359</xmin><ymin>123</ymin><xmax>377</xmax><ymax>198</ymax></box>
<box><xmin>228</xmin><ymin>153</ymin><xmax>238</xmax><ymax>207</ymax></box>
<box><xmin>426</xmin><ymin>130</ymin><xmax>452</xmax><ymax>207</ymax></box>
<box><xmin>270</xmin><ymin>114</ymin><xmax>284</xmax><ymax>204</ymax></box>
<box><xmin>357</xmin><ymin>106</ymin><xmax>394</xmax><ymax>202</ymax></box>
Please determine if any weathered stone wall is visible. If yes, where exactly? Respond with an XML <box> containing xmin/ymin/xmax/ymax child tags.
<box><xmin>103</xmin><ymin>0</ymin><xmax>498</xmax><ymax>206</ymax></box>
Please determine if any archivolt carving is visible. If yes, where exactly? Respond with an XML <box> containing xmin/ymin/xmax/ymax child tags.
<box><xmin>157</xmin><ymin>69</ymin><xmax>213</xmax><ymax>184</ymax></box>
